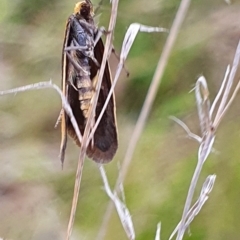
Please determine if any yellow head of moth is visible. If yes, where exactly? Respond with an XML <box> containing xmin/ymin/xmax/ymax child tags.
<box><xmin>74</xmin><ymin>1</ymin><xmax>94</xmax><ymax>17</ymax></box>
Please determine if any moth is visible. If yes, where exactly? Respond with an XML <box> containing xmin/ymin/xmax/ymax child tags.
<box><xmin>59</xmin><ymin>0</ymin><xmax>118</xmax><ymax>164</ymax></box>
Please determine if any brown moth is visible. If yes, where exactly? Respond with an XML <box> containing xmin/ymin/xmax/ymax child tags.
<box><xmin>60</xmin><ymin>1</ymin><xmax>117</xmax><ymax>164</ymax></box>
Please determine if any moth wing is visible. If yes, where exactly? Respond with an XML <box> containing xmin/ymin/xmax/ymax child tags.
<box><xmin>60</xmin><ymin>17</ymin><xmax>87</xmax><ymax>163</ymax></box>
<box><xmin>60</xmin><ymin>17</ymin><xmax>72</xmax><ymax>164</ymax></box>
<box><xmin>86</xmin><ymin>38</ymin><xmax>118</xmax><ymax>163</ymax></box>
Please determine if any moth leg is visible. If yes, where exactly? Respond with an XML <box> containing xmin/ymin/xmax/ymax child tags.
<box><xmin>68</xmin><ymin>75</ymin><xmax>78</xmax><ymax>91</ymax></box>
<box><xmin>91</xmin><ymin>55</ymin><xmax>100</xmax><ymax>68</ymax></box>
<box><xmin>94</xmin><ymin>26</ymin><xmax>108</xmax><ymax>46</ymax></box>
<box><xmin>74</xmin><ymin>37</ymin><xmax>100</xmax><ymax>67</ymax></box>
<box><xmin>65</xmin><ymin>45</ymin><xmax>88</xmax><ymax>51</ymax></box>
<box><xmin>65</xmin><ymin>51</ymin><xmax>88</xmax><ymax>74</ymax></box>
<box><xmin>65</xmin><ymin>38</ymin><xmax>88</xmax><ymax>52</ymax></box>
<box><xmin>67</xmin><ymin>39</ymin><xmax>89</xmax><ymax>52</ymax></box>
<box><xmin>111</xmin><ymin>47</ymin><xmax>130</xmax><ymax>77</ymax></box>
<box><xmin>69</xmin><ymin>38</ymin><xmax>100</xmax><ymax>68</ymax></box>
<box><xmin>78</xmin><ymin>19</ymin><xmax>97</xmax><ymax>35</ymax></box>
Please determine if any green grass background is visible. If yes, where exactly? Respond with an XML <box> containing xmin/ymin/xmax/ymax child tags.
<box><xmin>0</xmin><ymin>0</ymin><xmax>240</xmax><ymax>239</ymax></box>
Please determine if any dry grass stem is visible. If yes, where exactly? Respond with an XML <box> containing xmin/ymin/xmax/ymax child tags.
<box><xmin>209</xmin><ymin>65</ymin><xmax>230</xmax><ymax>118</ymax></box>
<box><xmin>173</xmin><ymin>40</ymin><xmax>240</xmax><ymax>240</ymax></box>
<box><xmin>99</xmin><ymin>165</ymin><xmax>135</xmax><ymax>240</ymax></box>
<box><xmin>213</xmin><ymin>41</ymin><xmax>240</xmax><ymax>128</ymax></box>
<box><xmin>170</xmin><ymin>175</ymin><xmax>216</xmax><ymax>240</ymax></box>
<box><xmin>195</xmin><ymin>76</ymin><xmax>211</xmax><ymax>135</ymax></box>
<box><xmin>169</xmin><ymin>116</ymin><xmax>202</xmax><ymax>143</ymax></box>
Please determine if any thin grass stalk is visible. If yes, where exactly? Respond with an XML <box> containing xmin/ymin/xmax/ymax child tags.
<box><xmin>96</xmin><ymin>0</ymin><xmax>192</xmax><ymax>238</ymax></box>
<box><xmin>174</xmin><ymin>41</ymin><xmax>240</xmax><ymax>239</ymax></box>
<box><xmin>214</xmin><ymin>80</ymin><xmax>240</xmax><ymax>130</ymax></box>
<box><xmin>170</xmin><ymin>175</ymin><xmax>216</xmax><ymax>240</ymax></box>
<box><xmin>175</xmin><ymin>77</ymin><xmax>215</xmax><ymax>239</ymax></box>
<box><xmin>213</xmin><ymin>41</ymin><xmax>240</xmax><ymax>129</ymax></box>
<box><xmin>169</xmin><ymin>116</ymin><xmax>202</xmax><ymax>143</ymax></box>
<box><xmin>209</xmin><ymin>65</ymin><xmax>230</xmax><ymax>118</ymax></box>
<box><xmin>195</xmin><ymin>76</ymin><xmax>211</xmax><ymax>135</ymax></box>
<box><xmin>99</xmin><ymin>165</ymin><xmax>135</xmax><ymax>240</ymax></box>
<box><xmin>176</xmin><ymin>134</ymin><xmax>214</xmax><ymax>240</ymax></box>
<box><xmin>213</xmin><ymin>41</ymin><xmax>240</xmax><ymax>125</ymax></box>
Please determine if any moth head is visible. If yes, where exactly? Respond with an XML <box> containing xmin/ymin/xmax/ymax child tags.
<box><xmin>74</xmin><ymin>1</ymin><xmax>94</xmax><ymax>20</ymax></box>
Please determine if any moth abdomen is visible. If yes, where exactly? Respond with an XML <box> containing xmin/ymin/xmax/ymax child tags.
<box><xmin>75</xmin><ymin>77</ymin><xmax>93</xmax><ymax>118</ymax></box>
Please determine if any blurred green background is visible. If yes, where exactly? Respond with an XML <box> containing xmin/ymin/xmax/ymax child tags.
<box><xmin>1</xmin><ymin>0</ymin><xmax>240</xmax><ymax>239</ymax></box>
